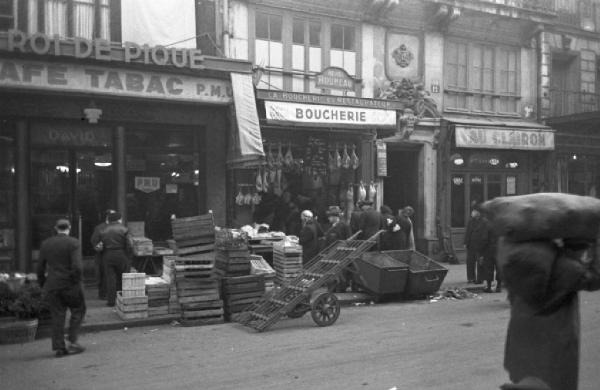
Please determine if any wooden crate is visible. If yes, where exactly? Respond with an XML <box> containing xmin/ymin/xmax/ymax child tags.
<box><xmin>120</xmin><ymin>288</ymin><xmax>146</xmax><ymax>298</ymax></box>
<box><xmin>122</xmin><ymin>273</ymin><xmax>146</xmax><ymax>289</ymax></box>
<box><xmin>117</xmin><ymin>292</ymin><xmax>148</xmax><ymax>305</ymax></box>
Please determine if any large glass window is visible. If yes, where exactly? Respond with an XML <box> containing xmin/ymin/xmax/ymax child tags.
<box><xmin>3</xmin><ymin>0</ymin><xmax>111</xmax><ymax>39</ymax></box>
<box><xmin>253</xmin><ymin>10</ymin><xmax>359</xmax><ymax>95</ymax></box>
<box><xmin>0</xmin><ymin>125</ymin><xmax>15</xmax><ymax>271</ymax></box>
<box><xmin>445</xmin><ymin>40</ymin><xmax>520</xmax><ymax>114</ymax></box>
<box><xmin>125</xmin><ymin>129</ymin><xmax>200</xmax><ymax>242</ymax></box>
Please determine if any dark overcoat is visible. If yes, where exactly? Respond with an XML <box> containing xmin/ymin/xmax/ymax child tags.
<box><xmin>299</xmin><ymin>220</ymin><xmax>323</xmax><ymax>264</ymax></box>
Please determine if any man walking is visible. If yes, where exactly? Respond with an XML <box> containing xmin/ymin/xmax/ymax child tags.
<box><xmin>36</xmin><ymin>218</ymin><xmax>86</xmax><ymax>357</ymax></box>
<box><xmin>298</xmin><ymin>210</ymin><xmax>323</xmax><ymax>265</ymax></box>
<box><xmin>90</xmin><ymin>209</ymin><xmax>115</xmax><ymax>300</ymax></box>
<box><xmin>101</xmin><ymin>211</ymin><xmax>131</xmax><ymax>307</ymax></box>
<box><xmin>464</xmin><ymin>204</ymin><xmax>489</xmax><ymax>284</ymax></box>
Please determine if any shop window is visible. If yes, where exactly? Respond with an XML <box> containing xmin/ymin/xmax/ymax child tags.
<box><xmin>0</xmin><ymin>125</ymin><xmax>15</xmax><ymax>270</ymax></box>
<box><xmin>13</xmin><ymin>0</ymin><xmax>111</xmax><ymax>39</ymax></box>
<box><xmin>125</xmin><ymin>129</ymin><xmax>200</xmax><ymax>242</ymax></box>
<box><xmin>255</xmin><ymin>12</ymin><xmax>283</xmax><ymax>91</ymax></box>
<box><xmin>445</xmin><ymin>40</ymin><xmax>520</xmax><ymax>115</ymax></box>
<box><xmin>329</xmin><ymin>23</ymin><xmax>356</xmax><ymax>86</ymax></box>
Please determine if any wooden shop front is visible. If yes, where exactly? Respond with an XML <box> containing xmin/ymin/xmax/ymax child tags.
<box><xmin>0</xmin><ymin>30</ymin><xmax>254</xmax><ymax>272</ymax></box>
<box><xmin>228</xmin><ymin>90</ymin><xmax>400</xmax><ymax>232</ymax></box>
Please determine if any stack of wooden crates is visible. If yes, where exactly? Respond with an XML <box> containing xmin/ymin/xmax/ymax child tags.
<box><xmin>169</xmin><ymin>212</ymin><xmax>224</xmax><ymax>326</ymax></box>
<box><xmin>273</xmin><ymin>241</ymin><xmax>303</xmax><ymax>286</ymax></box>
<box><xmin>116</xmin><ymin>273</ymin><xmax>148</xmax><ymax>320</ymax></box>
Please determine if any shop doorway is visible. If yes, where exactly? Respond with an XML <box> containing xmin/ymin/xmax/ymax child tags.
<box><xmin>30</xmin><ymin>149</ymin><xmax>114</xmax><ymax>257</ymax></box>
<box><xmin>383</xmin><ymin>149</ymin><xmax>419</xmax><ymax>217</ymax></box>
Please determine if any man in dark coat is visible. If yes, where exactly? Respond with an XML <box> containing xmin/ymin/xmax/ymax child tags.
<box><xmin>357</xmin><ymin>200</ymin><xmax>383</xmax><ymax>249</ymax></box>
<box><xmin>379</xmin><ymin>205</ymin><xmax>396</xmax><ymax>251</ymax></box>
<box><xmin>90</xmin><ymin>209</ymin><xmax>115</xmax><ymax>299</ymax></box>
<box><xmin>36</xmin><ymin>218</ymin><xmax>86</xmax><ymax>357</ymax></box>
<box><xmin>323</xmin><ymin>206</ymin><xmax>352</xmax><ymax>247</ymax></box>
<box><xmin>464</xmin><ymin>204</ymin><xmax>489</xmax><ymax>283</ymax></box>
<box><xmin>298</xmin><ymin>210</ymin><xmax>323</xmax><ymax>265</ymax></box>
<box><xmin>501</xmin><ymin>238</ymin><xmax>600</xmax><ymax>390</ymax></box>
<box><xmin>101</xmin><ymin>211</ymin><xmax>132</xmax><ymax>307</ymax></box>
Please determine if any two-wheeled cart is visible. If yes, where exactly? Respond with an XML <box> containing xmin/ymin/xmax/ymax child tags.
<box><xmin>236</xmin><ymin>231</ymin><xmax>382</xmax><ymax>332</ymax></box>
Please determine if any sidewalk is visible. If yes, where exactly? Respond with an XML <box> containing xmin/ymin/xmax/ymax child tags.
<box><xmin>46</xmin><ymin>260</ymin><xmax>481</xmax><ymax>337</ymax></box>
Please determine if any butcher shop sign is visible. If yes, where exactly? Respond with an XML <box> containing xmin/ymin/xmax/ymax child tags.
<box><xmin>264</xmin><ymin>101</ymin><xmax>396</xmax><ymax>127</ymax></box>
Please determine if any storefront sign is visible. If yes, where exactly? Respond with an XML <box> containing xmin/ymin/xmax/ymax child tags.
<box><xmin>376</xmin><ymin>140</ymin><xmax>388</xmax><ymax>177</ymax></box>
<box><xmin>315</xmin><ymin>67</ymin><xmax>355</xmax><ymax>91</ymax></box>
<box><xmin>135</xmin><ymin>177</ymin><xmax>160</xmax><ymax>193</ymax></box>
<box><xmin>7</xmin><ymin>30</ymin><xmax>205</xmax><ymax>69</ymax></box>
<box><xmin>455</xmin><ymin>126</ymin><xmax>555</xmax><ymax>151</ymax></box>
<box><xmin>31</xmin><ymin>125</ymin><xmax>112</xmax><ymax>147</ymax></box>
<box><xmin>0</xmin><ymin>58</ymin><xmax>232</xmax><ymax>103</ymax></box>
<box><xmin>264</xmin><ymin>101</ymin><xmax>396</xmax><ymax>127</ymax></box>
<box><xmin>257</xmin><ymin>90</ymin><xmax>404</xmax><ymax>110</ymax></box>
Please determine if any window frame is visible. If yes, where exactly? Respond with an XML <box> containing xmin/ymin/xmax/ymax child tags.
<box><xmin>444</xmin><ymin>38</ymin><xmax>521</xmax><ymax>116</ymax></box>
<box><xmin>250</xmin><ymin>6</ymin><xmax>361</xmax><ymax>95</ymax></box>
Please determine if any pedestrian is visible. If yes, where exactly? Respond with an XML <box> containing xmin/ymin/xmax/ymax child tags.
<box><xmin>379</xmin><ymin>205</ymin><xmax>396</xmax><ymax>251</ymax></box>
<box><xmin>464</xmin><ymin>203</ymin><xmax>489</xmax><ymax>284</ymax></box>
<box><xmin>481</xmin><ymin>228</ymin><xmax>501</xmax><ymax>293</ymax></box>
<box><xmin>357</xmin><ymin>200</ymin><xmax>382</xmax><ymax>241</ymax></box>
<box><xmin>101</xmin><ymin>211</ymin><xmax>132</xmax><ymax>307</ymax></box>
<box><xmin>349</xmin><ymin>201</ymin><xmax>365</xmax><ymax>234</ymax></box>
<box><xmin>323</xmin><ymin>206</ymin><xmax>352</xmax><ymax>247</ymax></box>
<box><xmin>298</xmin><ymin>210</ymin><xmax>323</xmax><ymax>265</ymax></box>
<box><xmin>396</xmin><ymin>206</ymin><xmax>416</xmax><ymax>250</ymax></box>
<box><xmin>36</xmin><ymin>218</ymin><xmax>86</xmax><ymax>358</ymax></box>
<box><xmin>499</xmin><ymin>237</ymin><xmax>600</xmax><ymax>390</ymax></box>
<box><xmin>323</xmin><ymin>205</ymin><xmax>353</xmax><ymax>292</ymax></box>
<box><xmin>90</xmin><ymin>209</ymin><xmax>115</xmax><ymax>300</ymax></box>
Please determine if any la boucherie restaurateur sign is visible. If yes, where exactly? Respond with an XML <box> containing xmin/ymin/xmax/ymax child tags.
<box><xmin>0</xmin><ymin>30</ymin><xmax>232</xmax><ymax>103</ymax></box>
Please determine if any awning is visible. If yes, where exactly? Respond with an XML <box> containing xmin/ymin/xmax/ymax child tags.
<box><xmin>227</xmin><ymin>73</ymin><xmax>264</xmax><ymax>168</ymax></box>
<box><xmin>444</xmin><ymin>115</ymin><xmax>555</xmax><ymax>151</ymax></box>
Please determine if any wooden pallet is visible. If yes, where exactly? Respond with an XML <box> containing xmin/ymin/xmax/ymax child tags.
<box><xmin>171</xmin><ymin>214</ymin><xmax>215</xmax><ymax>242</ymax></box>
<box><xmin>222</xmin><ymin>275</ymin><xmax>265</xmax><ymax>294</ymax></box>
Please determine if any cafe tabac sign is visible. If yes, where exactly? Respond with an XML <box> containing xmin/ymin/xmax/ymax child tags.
<box><xmin>315</xmin><ymin>67</ymin><xmax>355</xmax><ymax>91</ymax></box>
<box><xmin>0</xmin><ymin>30</ymin><xmax>233</xmax><ymax>103</ymax></box>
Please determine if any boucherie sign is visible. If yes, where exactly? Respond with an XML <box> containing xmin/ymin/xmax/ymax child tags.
<box><xmin>265</xmin><ymin>101</ymin><xmax>396</xmax><ymax>127</ymax></box>
<box><xmin>7</xmin><ymin>30</ymin><xmax>205</xmax><ymax>69</ymax></box>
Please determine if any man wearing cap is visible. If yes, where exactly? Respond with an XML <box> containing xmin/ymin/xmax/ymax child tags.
<box><xmin>90</xmin><ymin>209</ymin><xmax>115</xmax><ymax>300</ymax></box>
<box><xmin>100</xmin><ymin>211</ymin><xmax>132</xmax><ymax>307</ymax></box>
<box><xmin>357</xmin><ymin>200</ymin><xmax>383</xmax><ymax>246</ymax></box>
<box><xmin>298</xmin><ymin>210</ymin><xmax>324</xmax><ymax>265</ymax></box>
<box><xmin>36</xmin><ymin>219</ymin><xmax>86</xmax><ymax>357</ymax></box>
<box><xmin>323</xmin><ymin>206</ymin><xmax>351</xmax><ymax>247</ymax></box>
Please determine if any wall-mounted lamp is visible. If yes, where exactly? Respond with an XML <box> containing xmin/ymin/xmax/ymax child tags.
<box><xmin>450</xmin><ymin>153</ymin><xmax>464</xmax><ymax>166</ymax></box>
<box><xmin>83</xmin><ymin>101</ymin><xmax>102</xmax><ymax>124</ymax></box>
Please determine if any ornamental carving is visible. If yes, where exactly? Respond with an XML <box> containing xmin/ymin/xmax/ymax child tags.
<box><xmin>378</xmin><ymin>78</ymin><xmax>440</xmax><ymax>119</ymax></box>
<box><xmin>392</xmin><ymin>44</ymin><xmax>414</xmax><ymax>68</ymax></box>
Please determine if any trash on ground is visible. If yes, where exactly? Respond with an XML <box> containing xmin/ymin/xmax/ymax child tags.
<box><xmin>429</xmin><ymin>288</ymin><xmax>478</xmax><ymax>302</ymax></box>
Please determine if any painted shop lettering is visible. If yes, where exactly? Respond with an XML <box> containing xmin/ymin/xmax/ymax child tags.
<box><xmin>48</xmin><ymin>129</ymin><xmax>96</xmax><ymax>145</ymax></box>
<box><xmin>84</xmin><ymin>69</ymin><xmax>184</xmax><ymax>95</ymax></box>
<box><xmin>462</xmin><ymin>129</ymin><xmax>547</xmax><ymax>147</ymax></box>
<box><xmin>8</xmin><ymin>30</ymin><xmax>204</xmax><ymax>69</ymax></box>
<box><xmin>295</xmin><ymin>107</ymin><xmax>367</xmax><ymax>122</ymax></box>
<box><xmin>0</xmin><ymin>61</ymin><xmax>67</xmax><ymax>85</ymax></box>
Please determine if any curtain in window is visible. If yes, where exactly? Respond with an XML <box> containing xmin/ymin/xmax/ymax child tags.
<box><xmin>74</xmin><ymin>0</ymin><xmax>94</xmax><ymax>39</ymax></box>
<box><xmin>99</xmin><ymin>0</ymin><xmax>110</xmax><ymax>40</ymax></box>
<box><xmin>44</xmin><ymin>0</ymin><xmax>67</xmax><ymax>37</ymax></box>
<box><xmin>27</xmin><ymin>0</ymin><xmax>38</xmax><ymax>33</ymax></box>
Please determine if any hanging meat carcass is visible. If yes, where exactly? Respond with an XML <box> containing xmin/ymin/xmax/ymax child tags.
<box><xmin>342</xmin><ymin>144</ymin><xmax>351</xmax><ymax>169</ymax></box>
<box><xmin>255</xmin><ymin>168</ymin><xmax>263</xmax><ymax>192</ymax></box>
<box><xmin>284</xmin><ymin>141</ymin><xmax>294</xmax><ymax>168</ymax></box>
<box><xmin>367</xmin><ymin>181</ymin><xmax>377</xmax><ymax>203</ymax></box>
<box><xmin>351</xmin><ymin>144</ymin><xmax>360</xmax><ymax>170</ymax></box>
<box><xmin>358</xmin><ymin>181</ymin><xmax>367</xmax><ymax>202</ymax></box>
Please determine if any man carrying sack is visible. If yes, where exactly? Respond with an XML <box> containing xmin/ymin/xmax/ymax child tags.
<box><xmin>481</xmin><ymin>193</ymin><xmax>600</xmax><ymax>390</ymax></box>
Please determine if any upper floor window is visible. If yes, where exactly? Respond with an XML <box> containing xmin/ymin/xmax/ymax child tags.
<box><xmin>0</xmin><ymin>0</ymin><xmax>111</xmax><ymax>40</ymax></box>
<box><xmin>253</xmin><ymin>9</ymin><xmax>359</xmax><ymax>96</ymax></box>
<box><xmin>445</xmin><ymin>40</ymin><xmax>520</xmax><ymax>115</ymax></box>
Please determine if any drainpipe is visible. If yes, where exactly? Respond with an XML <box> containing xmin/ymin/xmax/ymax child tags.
<box><xmin>222</xmin><ymin>0</ymin><xmax>230</xmax><ymax>58</ymax></box>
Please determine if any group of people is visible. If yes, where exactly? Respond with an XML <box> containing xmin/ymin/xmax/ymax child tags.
<box><xmin>36</xmin><ymin>209</ymin><xmax>132</xmax><ymax>358</ymax></box>
<box><xmin>297</xmin><ymin>200</ymin><xmax>416</xmax><ymax>292</ymax></box>
<box><xmin>464</xmin><ymin>203</ymin><xmax>501</xmax><ymax>293</ymax></box>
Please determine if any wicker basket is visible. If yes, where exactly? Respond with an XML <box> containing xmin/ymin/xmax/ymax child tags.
<box><xmin>0</xmin><ymin>317</ymin><xmax>38</xmax><ymax>345</ymax></box>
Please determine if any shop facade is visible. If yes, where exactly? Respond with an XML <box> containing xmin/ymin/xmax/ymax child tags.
<box><xmin>228</xmin><ymin>90</ymin><xmax>400</xmax><ymax>232</ymax></box>
<box><xmin>437</xmin><ymin>119</ymin><xmax>555</xmax><ymax>258</ymax></box>
<box><xmin>0</xmin><ymin>30</ymin><xmax>254</xmax><ymax>272</ymax></box>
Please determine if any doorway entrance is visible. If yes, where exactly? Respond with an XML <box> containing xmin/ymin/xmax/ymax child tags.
<box><xmin>383</xmin><ymin>149</ymin><xmax>419</xmax><ymax>217</ymax></box>
<box><xmin>30</xmin><ymin>149</ymin><xmax>114</xmax><ymax>257</ymax></box>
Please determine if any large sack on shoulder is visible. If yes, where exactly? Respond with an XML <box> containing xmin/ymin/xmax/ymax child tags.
<box><xmin>481</xmin><ymin>193</ymin><xmax>600</xmax><ymax>242</ymax></box>
<box><xmin>497</xmin><ymin>237</ymin><xmax>557</xmax><ymax>307</ymax></box>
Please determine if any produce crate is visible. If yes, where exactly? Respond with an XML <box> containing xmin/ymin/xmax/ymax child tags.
<box><xmin>122</xmin><ymin>273</ymin><xmax>146</xmax><ymax>289</ymax></box>
<box><xmin>120</xmin><ymin>288</ymin><xmax>147</xmax><ymax>298</ymax></box>
<box><xmin>353</xmin><ymin>252</ymin><xmax>408</xmax><ymax>295</ymax></box>
<box><xmin>382</xmin><ymin>250</ymin><xmax>448</xmax><ymax>297</ymax></box>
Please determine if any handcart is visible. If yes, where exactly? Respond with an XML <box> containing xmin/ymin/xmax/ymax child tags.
<box><xmin>236</xmin><ymin>231</ymin><xmax>383</xmax><ymax>332</ymax></box>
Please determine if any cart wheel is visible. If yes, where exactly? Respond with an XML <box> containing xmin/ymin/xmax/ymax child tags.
<box><xmin>287</xmin><ymin>304</ymin><xmax>309</xmax><ymax>318</ymax></box>
<box><xmin>310</xmin><ymin>293</ymin><xmax>340</xmax><ymax>327</ymax></box>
